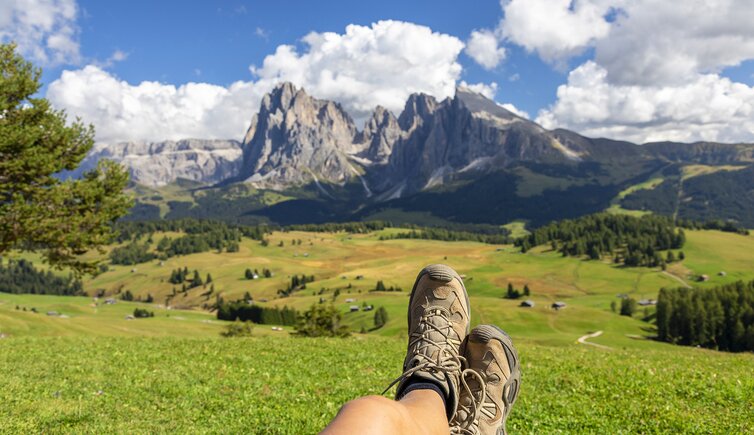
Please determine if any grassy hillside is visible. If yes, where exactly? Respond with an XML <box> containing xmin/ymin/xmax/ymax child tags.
<box><xmin>2</xmin><ymin>228</ymin><xmax>753</xmax><ymax>433</ymax></box>
<box><xmin>85</xmin><ymin>230</ymin><xmax>754</xmax><ymax>343</ymax></box>
<box><xmin>5</xmin><ymin>228</ymin><xmax>753</xmax><ymax>347</ymax></box>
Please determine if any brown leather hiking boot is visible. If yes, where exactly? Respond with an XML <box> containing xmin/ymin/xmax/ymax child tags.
<box><xmin>451</xmin><ymin>325</ymin><xmax>521</xmax><ymax>435</ymax></box>
<box><xmin>384</xmin><ymin>264</ymin><xmax>471</xmax><ymax>419</ymax></box>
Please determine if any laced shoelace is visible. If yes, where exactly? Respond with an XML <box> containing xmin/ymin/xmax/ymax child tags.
<box><xmin>382</xmin><ymin>308</ymin><xmax>465</xmax><ymax>397</ymax></box>
<box><xmin>450</xmin><ymin>368</ymin><xmax>487</xmax><ymax>435</ymax></box>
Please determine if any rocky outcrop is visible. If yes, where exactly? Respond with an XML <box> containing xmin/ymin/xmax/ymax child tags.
<box><xmin>354</xmin><ymin>106</ymin><xmax>401</xmax><ymax>164</ymax></box>
<box><xmin>76</xmin><ymin>139</ymin><xmax>242</xmax><ymax>187</ymax></box>
<box><xmin>382</xmin><ymin>86</ymin><xmax>587</xmax><ymax>194</ymax></box>
<box><xmin>240</xmin><ymin>82</ymin><xmax>363</xmax><ymax>190</ymax></box>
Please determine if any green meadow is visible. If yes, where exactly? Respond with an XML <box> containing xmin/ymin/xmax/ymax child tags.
<box><xmin>1</xmin><ymin>228</ymin><xmax>753</xmax><ymax>433</ymax></box>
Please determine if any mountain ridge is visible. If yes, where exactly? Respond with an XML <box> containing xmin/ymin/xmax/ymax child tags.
<box><xmin>82</xmin><ymin>82</ymin><xmax>754</xmax><ymax>227</ymax></box>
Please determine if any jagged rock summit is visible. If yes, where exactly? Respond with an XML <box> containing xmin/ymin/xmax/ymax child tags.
<box><xmin>240</xmin><ymin>82</ymin><xmax>364</xmax><ymax>191</ymax></box>
<box><xmin>238</xmin><ymin>82</ymin><xmax>588</xmax><ymax>197</ymax></box>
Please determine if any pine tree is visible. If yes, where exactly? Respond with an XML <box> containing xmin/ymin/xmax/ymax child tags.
<box><xmin>0</xmin><ymin>43</ymin><xmax>131</xmax><ymax>275</ymax></box>
<box><xmin>506</xmin><ymin>283</ymin><xmax>520</xmax><ymax>299</ymax></box>
<box><xmin>620</xmin><ymin>297</ymin><xmax>637</xmax><ymax>317</ymax></box>
<box><xmin>191</xmin><ymin>270</ymin><xmax>203</xmax><ymax>288</ymax></box>
<box><xmin>374</xmin><ymin>307</ymin><xmax>388</xmax><ymax>329</ymax></box>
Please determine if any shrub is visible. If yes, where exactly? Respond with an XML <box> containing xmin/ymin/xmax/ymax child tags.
<box><xmin>133</xmin><ymin>308</ymin><xmax>154</xmax><ymax>318</ymax></box>
<box><xmin>220</xmin><ymin>321</ymin><xmax>254</xmax><ymax>337</ymax></box>
<box><xmin>295</xmin><ymin>304</ymin><xmax>350</xmax><ymax>338</ymax></box>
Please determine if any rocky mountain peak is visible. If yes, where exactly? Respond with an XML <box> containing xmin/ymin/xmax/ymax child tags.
<box><xmin>356</xmin><ymin>105</ymin><xmax>401</xmax><ymax>164</ymax></box>
<box><xmin>240</xmin><ymin>82</ymin><xmax>362</xmax><ymax>190</ymax></box>
<box><xmin>398</xmin><ymin>93</ymin><xmax>439</xmax><ymax>132</ymax></box>
<box><xmin>454</xmin><ymin>86</ymin><xmax>521</xmax><ymax>121</ymax></box>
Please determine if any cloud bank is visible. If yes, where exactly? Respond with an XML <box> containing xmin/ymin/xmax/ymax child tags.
<box><xmin>468</xmin><ymin>0</ymin><xmax>754</xmax><ymax>143</ymax></box>
<box><xmin>49</xmin><ymin>20</ymin><xmax>508</xmax><ymax>143</ymax></box>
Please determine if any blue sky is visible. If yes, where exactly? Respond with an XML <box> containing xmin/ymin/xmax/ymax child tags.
<box><xmin>49</xmin><ymin>0</ymin><xmax>563</xmax><ymax>117</ymax></box>
<box><xmin>5</xmin><ymin>0</ymin><xmax>754</xmax><ymax>144</ymax></box>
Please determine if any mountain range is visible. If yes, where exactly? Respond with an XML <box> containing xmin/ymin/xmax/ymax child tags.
<box><xmin>86</xmin><ymin>83</ymin><xmax>754</xmax><ymax>228</ymax></box>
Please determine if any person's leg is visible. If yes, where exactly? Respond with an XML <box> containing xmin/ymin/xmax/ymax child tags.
<box><xmin>321</xmin><ymin>264</ymin><xmax>471</xmax><ymax>435</ymax></box>
<box><xmin>320</xmin><ymin>390</ymin><xmax>448</xmax><ymax>435</ymax></box>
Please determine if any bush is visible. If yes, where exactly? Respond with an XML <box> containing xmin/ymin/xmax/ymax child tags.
<box><xmin>133</xmin><ymin>308</ymin><xmax>154</xmax><ymax>318</ymax></box>
<box><xmin>220</xmin><ymin>321</ymin><xmax>254</xmax><ymax>337</ymax></box>
<box><xmin>295</xmin><ymin>304</ymin><xmax>350</xmax><ymax>338</ymax></box>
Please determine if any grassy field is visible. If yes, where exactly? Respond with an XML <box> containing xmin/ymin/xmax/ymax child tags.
<box><xmin>606</xmin><ymin>176</ymin><xmax>665</xmax><ymax>217</ymax></box>
<box><xmin>0</xmin><ymin>336</ymin><xmax>751</xmax><ymax>433</ymax></box>
<box><xmin>680</xmin><ymin>164</ymin><xmax>747</xmax><ymax>181</ymax></box>
<box><xmin>2</xmin><ymin>228</ymin><xmax>753</xmax><ymax>433</ymax></box>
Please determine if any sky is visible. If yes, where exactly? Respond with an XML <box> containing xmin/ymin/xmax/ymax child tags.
<box><xmin>3</xmin><ymin>0</ymin><xmax>754</xmax><ymax>145</ymax></box>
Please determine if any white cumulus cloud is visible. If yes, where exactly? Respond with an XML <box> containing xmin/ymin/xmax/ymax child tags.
<box><xmin>536</xmin><ymin>61</ymin><xmax>754</xmax><ymax>143</ymax></box>
<box><xmin>499</xmin><ymin>0</ymin><xmax>613</xmax><ymax>65</ymax></box>
<box><xmin>48</xmin><ymin>20</ymin><xmax>474</xmax><ymax>143</ymax></box>
<box><xmin>465</xmin><ymin>29</ymin><xmax>506</xmax><ymax>69</ymax></box>
<box><xmin>0</xmin><ymin>0</ymin><xmax>81</xmax><ymax>65</ymax></box>
<box><xmin>249</xmin><ymin>20</ymin><xmax>465</xmax><ymax>124</ymax></box>
<box><xmin>491</xmin><ymin>0</ymin><xmax>754</xmax><ymax>142</ymax></box>
<box><xmin>47</xmin><ymin>65</ymin><xmax>265</xmax><ymax>143</ymax></box>
<box><xmin>594</xmin><ymin>0</ymin><xmax>754</xmax><ymax>86</ymax></box>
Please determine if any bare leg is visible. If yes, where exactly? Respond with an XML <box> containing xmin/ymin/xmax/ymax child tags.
<box><xmin>321</xmin><ymin>390</ymin><xmax>449</xmax><ymax>435</ymax></box>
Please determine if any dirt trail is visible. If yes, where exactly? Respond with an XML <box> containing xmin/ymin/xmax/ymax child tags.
<box><xmin>577</xmin><ymin>330</ymin><xmax>611</xmax><ymax>349</ymax></box>
<box><xmin>662</xmin><ymin>271</ymin><xmax>692</xmax><ymax>289</ymax></box>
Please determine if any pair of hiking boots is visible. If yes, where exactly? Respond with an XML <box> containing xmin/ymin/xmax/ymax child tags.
<box><xmin>387</xmin><ymin>264</ymin><xmax>521</xmax><ymax>435</ymax></box>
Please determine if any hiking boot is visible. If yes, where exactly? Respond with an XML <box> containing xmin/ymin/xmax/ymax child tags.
<box><xmin>384</xmin><ymin>264</ymin><xmax>471</xmax><ymax>420</ymax></box>
<box><xmin>451</xmin><ymin>325</ymin><xmax>521</xmax><ymax>435</ymax></box>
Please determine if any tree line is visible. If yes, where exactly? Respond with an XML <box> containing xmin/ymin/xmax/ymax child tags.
<box><xmin>676</xmin><ymin>218</ymin><xmax>750</xmax><ymax>236</ymax></box>
<box><xmin>284</xmin><ymin>221</ymin><xmax>391</xmax><ymax>233</ymax></box>
<box><xmin>114</xmin><ymin>219</ymin><xmax>268</xmax><ymax>242</ymax></box>
<box><xmin>380</xmin><ymin>228</ymin><xmax>512</xmax><ymax>244</ymax></box>
<box><xmin>0</xmin><ymin>259</ymin><xmax>84</xmax><ymax>296</ymax></box>
<box><xmin>110</xmin><ymin>225</ymin><xmax>243</xmax><ymax>265</ymax></box>
<box><xmin>216</xmin><ymin>301</ymin><xmax>299</xmax><ymax>326</ymax></box>
<box><xmin>514</xmin><ymin>213</ymin><xmax>685</xmax><ymax>267</ymax></box>
<box><xmin>656</xmin><ymin>280</ymin><xmax>754</xmax><ymax>352</ymax></box>
<box><xmin>278</xmin><ymin>274</ymin><xmax>316</xmax><ymax>297</ymax></box>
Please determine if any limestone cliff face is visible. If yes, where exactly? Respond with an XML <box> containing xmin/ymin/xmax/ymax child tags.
<box><xmin>237</xmin><ymin>83</ymin><xmax>595</xmax><ymax>196</ymax></box>
<box><xmin>382</xmin><ymin>87</ymin><xmax>585</xmax><ymax>193</ymax></box>
<box><xmin>354</xmin><ymin>106</ymin><xmax>401</xmax><ymax>164</ymax></box>
<box><xmin>77</xmin><ymin>139</ymin><xmax>242</xmax><ymax>187</ymax></box>
<box><xmin>240</xmin><ymin>82</ymin><xmax>363</xmax><ymax>189</ymax></box>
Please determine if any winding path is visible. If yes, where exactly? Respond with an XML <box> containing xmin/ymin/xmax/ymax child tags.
<box><xmin>577</xmin><ymin>330</ymin><xmax>611</xmax><ymax>349</ymax></box>
<box><xmin>662</xmin><ymin>271</ymin><xmax>692</xmax><ymax>289</ymax></box>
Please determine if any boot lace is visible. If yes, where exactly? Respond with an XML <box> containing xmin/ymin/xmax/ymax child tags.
<box><xmin>383</xmin><ymin>308</ymin><xmax>464</xmax><ymax>399</ymax></box>
<box><xmin>450</xmin><ymin>368</ymin><xmax>488</xmax><ymax>435</ymax></box>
